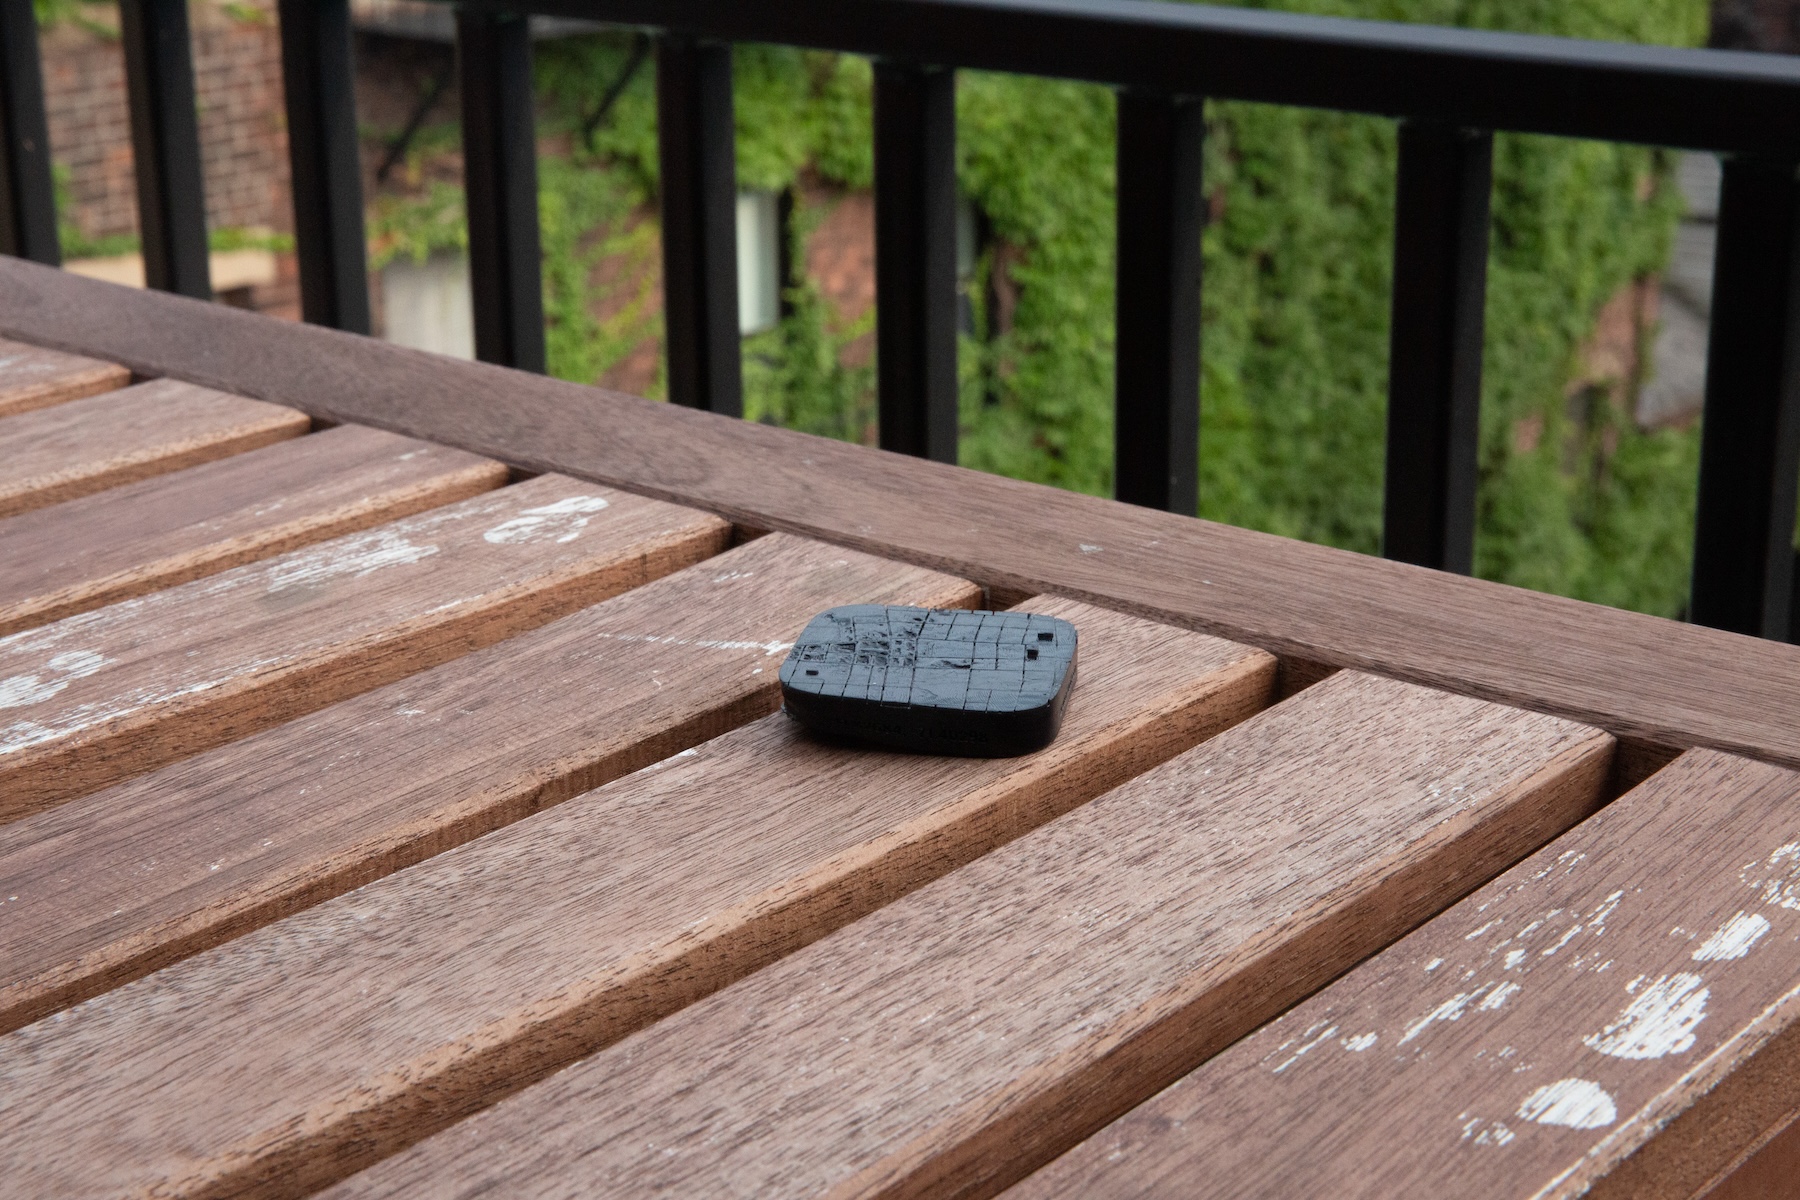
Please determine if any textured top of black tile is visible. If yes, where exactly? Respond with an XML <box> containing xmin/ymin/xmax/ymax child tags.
<box><xmin>779</xmin><ymin>605</ymin><xmax>1077</xmax><ymax>715</ymax></box>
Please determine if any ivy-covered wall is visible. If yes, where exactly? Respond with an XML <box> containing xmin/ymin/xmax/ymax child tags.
<box><xmin>350</xmin><ymin>0</ymin><xmax>1716</xmax><ymax>618</ymax></box>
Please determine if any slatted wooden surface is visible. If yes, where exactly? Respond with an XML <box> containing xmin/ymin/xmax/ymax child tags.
<box><xmin>0</xmin><ymin>424</ymin><xmax>506</xmax><ymax>636</ymax></box>
<box><xmin>0</xmin><ymin>328</ymin><xmax>1794</xmax><ymax>1200</ymax></box>
<box><xmin>0</xmin><ymin>334</ymin><xmax>130</xmax><ymax>416</ymax></box>
<box><xmin>0</xmin><ymin>534</ymin><xmax>977</xmax><ymax>1032</ymax></box>
<box><xmin>0</xmin><ymin>599</ymin><xmax>1272</xmax><ymax>1199</ymax></box>
<box><xmin>0</xmin><ymin>473</ymin><xmax>728</xmax><ymax>817</ymax></box>
<box><xmin>0</xmin><ymin>378</ymin><xmax>311</xmax><ymax>517</ymax></box>
<box><xmin>314</xmin><ymin>673</ymin><xmax>1611</xmax><ymax>1200</ymax></box>
<box><xmin>11</xmin><ymin>257</ymin><xmax>1796</xmax><ymax>774</ymax></box>
<box><xmin>1015</xmin><ymin>747</ymin><xmax>1800</xmax><ymax>1200</ymax></box>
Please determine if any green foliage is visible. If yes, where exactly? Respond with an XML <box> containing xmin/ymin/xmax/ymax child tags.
<box><xmin>34</xmin><ymin>0</ymin><xmax>115</xmax><ymax>38</ymax></box>
<box><xmin>537</xmin><ymin>155</ymin><xmax>663</xmax><ymax>394</ymax></box>
<box><xmin>217</xmin><ymin>1</ymin><xmax>267</xmax><ymax>25</ymax></box>
<box><xmin>956</xmin><ymin>76</ymin><xmax>1119</xmax><ymax>493</ymax></box>
<box><xmin>366</xmin><ymin>181</ymin><xmax>467</xmax><ymax>271</ymax></box>
<box><xmin>207</xmin><ymin>225</ymin><xmax>292</xmax><ymax>253</ymax></box>
<box><xmin>952</xmin><ymin>0</ymin><xmax>1704</xmax><ymax>618</ymax></box>
<box><xmin>528</xmin><ymin>34</ymin><xmax>885</xmax><ymax>404</ymax></box>
<box><xmin>379</xmin><ymin>0</ymin><xmax>1709</xmax><ymax>618</ymax></box>
<box><xmin>742</xmin><ymin>196</ymin><xmax>875</xmax><ymax>440</ymax></box>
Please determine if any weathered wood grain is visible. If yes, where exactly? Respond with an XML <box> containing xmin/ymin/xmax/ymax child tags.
<box><xmin>1702</xmin><ymin>1109</ymin><xmax>1800</xmax><ymax>1199</ymax></box>
<box><xmin>0</xmin><ymin>474</ymin><xmax>728</xmax><ymax>817</ymax></box>
<box><xmin>1014</xmin><ymin>748</ymin><xmax>1800</xmax><ymax>1200</ymax></box>
<box><xmin>0</xmin><ymin>335</ymin><xmax>129</xmax><ymax>417</ymax></box>
<box><xmin>0</xmin><ymin>599</ymin><xmax>1274</xmax><ymax>1200</ymax></box>
<box><xmin>318</xmin><ymin>672</ymin><xmax>1612</xmax><ymax>1200</ymax></box>
<box><xmin>0</xmin><ymin>378</ymin><xmax>309</xmax><ymax>517</ymax></box>
<box><xmin>0</xmin><ymin>534</ymin><xmax>976</xmax><ymax>1032</ymax></box>
<box><xmin>0</xmin><ymin>259</ymin><xmax>1790</xmax><ymax>771</ymax></box>
<box><xmin>0</xmin><ymin>424</ymin><xmax>506</xmax><ymax>636</ymax></box>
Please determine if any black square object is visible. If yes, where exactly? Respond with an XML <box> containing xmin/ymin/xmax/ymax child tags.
<box><xmin>778</xmin><ymin>605</ymin><xmax>1078</xmax><ymax>756</ymax></box>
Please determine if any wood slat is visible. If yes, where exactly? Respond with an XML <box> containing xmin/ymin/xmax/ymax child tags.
<box><xmin>0</xmin><ymin>378</ymin><xmax>310</xmax><ymax>517</ymax></box>
<box><xmin>0</xmin><ymin>334</ymin><xmax>130</xmax><ymax>417</ymax></box>
<box><xmin>0</xmin><ymin>474</ymin><xmax>728</xmax><ymax>818</ymax></box>
<box><xmin>0</xmin><ymin>533</ymin><xmax>976</xmax><ymax>1032</ymax></box>
<box><xmin>0</xmin><ymin>260</ymin><xmax>1792</xmax><ymax>772</ymax></box>
<box><xmin>1703</xmin><ymin>1112</ymin><xmax>1800</xmax><ymax>1200</ymax></box>
<box><xmin>0</xmin><ymin>599</ymin><xmax>1274</xmax><ymax>1200</ymax></box>
<box><xmin>0</xmin><ymin>424</ymin><xmax>506</xmax><ymax>636</ymax></box>
<box><xmin>1014</xmin><ymin>747</ymin><xmax>1800</xmax><ymax>1200</ymax></box>
<box><xmin>318</xmin><ymin>671</ymin><xmax>1613</xmax><ymax>1200</ymax></box>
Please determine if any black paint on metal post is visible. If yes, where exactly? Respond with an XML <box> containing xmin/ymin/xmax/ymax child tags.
<box><xmin>459</xmin><ymin>10</ymin><xmax>546</xmax><ymax>373</ymax></box>
<box><xmin>0</xmin><ymin>0</ymin><xmax>57</xmax><ymax>264</ymax></box>
<box><xmin>1114</xmin><ymin>91</ymin><xmax>1203</xmax><ymax>514</ymax></box>
<box><xmin>119</xmin><ymin>0</ymin><xmax>209</xmax><ymax>298</ymax></box>
<box><xmin>873</xmin><ymin>61</ymin><xmax>958</xmax><ymax>462</ymax></box>
<box><xmin>1691</xmin><ymin>155</ymin><xmax>1800</xmax><ymax>639</ymax></box>
<box><xmin>657</xmin><ymin>33</ymin><xmax>741</xmax><ymax>416</ymax></box>
<box><xmin>1790</xmin><ymin>551</ymin><xmax>1800</xmax><ymax>643</ymax></box>
<box><xmin>1383</xmin><ymin>120</ymin><xmax>1493</xmax><ymax>574</ymax></box>
<box><xmin>277</xmin><ymin>0</ymin><xmax>370</xmax><ymax>332</ymax></box>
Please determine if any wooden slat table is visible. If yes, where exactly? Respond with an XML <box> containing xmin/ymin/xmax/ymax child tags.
<box><xmin>0</xmin><ymin>380</ymin><xmax>310</xmax><ymax>517</ymax></box>
<box><xmin>0</xmin><ymin>335</ymin><xmax>130</xmax><ymax>417</ymax></box>
<box><xmin>1</xmin><ymin>269</ymin><xmax>1798</xmax><ymax>1200</ymax></box>
<box><xmin>0</xmin><ymin>425</ymin><xmax>506</xmax><ymax>636</ymax></box>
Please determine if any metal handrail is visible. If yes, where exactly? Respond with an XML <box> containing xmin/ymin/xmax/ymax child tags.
<box><xmin>1</xmin><ymin>0</ymin><xmax>1795</xmax><ymax>641</ymax></box>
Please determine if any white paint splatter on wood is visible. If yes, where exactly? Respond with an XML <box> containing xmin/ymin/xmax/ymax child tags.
<box><xmin>1532</xmin><ymin>849</ymin><xmax>1587</xmax><ymax>881</ymax></box>
<box><xmin>1459</xmin><ymin>1116</ymin><xmax>1516</xmax><ymax>1147</ymax></box>
<box><xmin>1270</xmin><ymin>1021</ymin><xmax>1338</xmax><ymax>1073</ymax></box>
<box><xmin>1517</xmin><ymin>1079</ymin><xmax>1617</xmax><ymax>1130</ymax></box>
<box><xmin>1400</xmin><ymin>991</ymin><xmax>1480</xmax><ymax>1044</ymax></box>
<box><xmin>1692</xmin><ymin>911</ymin><xmax>1771</xmax><ymax>962</ymax></box>
<box><xmin>1478</xmin><ymin>982</ymin><xmax>1520</xmax><ymax>1011</ymax></box>
<box><xmin>0</xmin><ymin>650</ymin><xmax>109</xmax><ymax>710</ymax></box>
<box><xmin>0</xmin><ymin>655</ymin><xmax>283</xmax><ymax>756</ymax></box>
<box><xmin>1583</xmin><ymin>972</ymin><xmax>1708</xmax><ymax>1059</ymax></box>
<box><xmin>264</xmin><ymin>529</ymin><xmax>438</xmax><ymax>592</ymax></box>
<box><xmin>1744</xmin><ymin>843</ymin><xmax>1800</xmax><ymax>911</ymax></box>
<box><xmin>483</xmin><ymin>496</ymin><xmax>610</xmax><ymax>545</ymax></box>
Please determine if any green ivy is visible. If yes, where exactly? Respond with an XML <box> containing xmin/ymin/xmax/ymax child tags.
<box><xmin>366</xmin><ymin>181</ymin><xmax>468</xmax><ymax>271</ymax></box>
<box><xmin>371</xmin><ymin>1</ymin><xmax>1708</xmax><ymax>618</ymax></box>
<box><xmin>33</xmin><ymin>0</ymin><xmax>115</xmax><ymax>39</ymax></box>
<box><xmin>741</xmin><ymin>194</ymin><xmax>876</xmax><ymax>440</ymax></box>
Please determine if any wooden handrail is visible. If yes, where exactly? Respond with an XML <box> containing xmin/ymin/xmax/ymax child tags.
<box><xmin>2</xmin><ymin>256</ymin><xmax>1795</xmax><ymax>777</ymax></box>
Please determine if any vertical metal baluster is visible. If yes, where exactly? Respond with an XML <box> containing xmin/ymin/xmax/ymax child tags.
<box><xmin>1790</xmin><ymin>550</ymin><xmax>1800</xmax><ymax>643</ymax></box>
<box><xmin>119</xmin><ymin>0</ymin><xmax>209</xmax><ymax>297</ymax></box>
<box><xmin>873</xmin><ymin>61</ymin><xmax>957</xmax><ymax>462</ymax></box>
<box><xmin>458</xmin><ymin>10</ymin><xmax>545</xmax><ymax>373</ymax></box>
<box><xmin>657</xmin><ymin>33</ymin><xmax>740</xmax><ymax>415</ymax></box>
<box><xmin>1692</xmin><ymin>155</ymin><xmax>1800</xmax><ymax>639</ymax></box>
<box><xmin>277</xmin><ymin>0</ymin><xmax>368</xmax><ymax>332</ymax></box>
<box><xmin>1383</xmin><ymin>120</ymin><xmax>1493</xmax><ymax>574</ymax></box>
<box><xmin>0</xmin><ymin>0</ymin><xmax>57</xmax><ymax>264</ymax></box>
<box><xmin>1114</xmin><ymin>91</ymin><xmax>1204</xmax><ymax>514</ymax></box>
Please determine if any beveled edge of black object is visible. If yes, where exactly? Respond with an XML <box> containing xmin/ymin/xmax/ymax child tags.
<box><xmin>777</xmin><ymin>607</ymin><xmax>1079</xmax><ymax>758</ymax></box>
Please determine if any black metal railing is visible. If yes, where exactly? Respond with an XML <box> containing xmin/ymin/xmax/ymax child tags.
<box><xmin>2</xmin><ymin>0</ymin><xmax>1799</xmax><ymax>642</ymax></box>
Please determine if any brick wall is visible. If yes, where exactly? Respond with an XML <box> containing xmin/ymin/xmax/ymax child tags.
<box><xmin>41</xmin><ymin>0</ymin><xmax>291</xmax><ymax>245</ymax></box>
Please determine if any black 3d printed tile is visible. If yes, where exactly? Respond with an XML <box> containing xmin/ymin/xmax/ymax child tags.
<box><xmin>778</xmin><ymin>605</ymin><xmax>1079</xmax><ymax>757</ymax></box>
